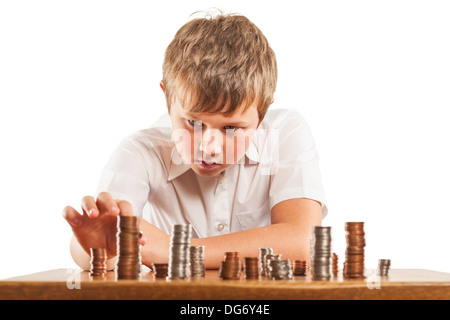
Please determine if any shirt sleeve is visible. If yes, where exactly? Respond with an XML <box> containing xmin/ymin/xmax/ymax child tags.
<box><xmin>268</xmin><ymin>110</ymin><xmax>328</xmax><ymax>219</ymax></box>
<box><xmin>95</xmin><ymin>133</ymin><xmax>158</xmax><ymax>218</ymax></box>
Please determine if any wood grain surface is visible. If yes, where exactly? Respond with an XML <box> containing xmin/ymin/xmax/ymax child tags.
<box><xmin>1</xmin><ymin>268</ymin><xmax>450</xmax><ymax>300</ymax></box>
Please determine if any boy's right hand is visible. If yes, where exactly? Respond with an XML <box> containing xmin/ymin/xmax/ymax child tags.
<box><xmin>62</xmin><ymin>192</ymin><xmax>145</xmax><ymax>259</ymax></box>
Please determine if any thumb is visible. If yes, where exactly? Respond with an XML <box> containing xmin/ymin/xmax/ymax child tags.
<box><xmin>62</xmin><ymin>206</ymin><xmax>83</xmax><ymax>227</ymax></box>
<box><xmin>139</xmin><ymin>232</ymin><xmax>147</xmax><ymax>246</ymax></box>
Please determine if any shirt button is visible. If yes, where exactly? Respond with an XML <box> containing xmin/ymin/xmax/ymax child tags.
<box><xmin>217</xmin><ymin>223</ymin><xmax>225</xmax><ymax>231</ymax></box>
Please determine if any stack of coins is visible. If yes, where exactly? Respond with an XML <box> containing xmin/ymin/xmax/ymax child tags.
<box><xmin>190</xmin><ymin>246</ymin><xmax>205</xmax><ymax>277</ymax></box>
<box><xmin>116</xmin><ymin>216</ymin><xmax>141</xmax><ymax>280</ymax></box>
<box><xmin>378</xmin><ymin>259</ymin><xmax>391</xmax><ymax>276</ymax></box>
<box><xmin>219</xmin><ymin>252</ymin><xmax>241</xmax><ymax>280</ymax></box>
<box><xmin>243</xmin><ymin>257</ymin><xmax>259</xmax><ymax>280</ymax></box>
<box><xmin>152</xmin><ymin>263</ymin><xmax>169</xmax><ymax>279</ymax></box>
<box><xmin>343</xmin><ymin>222</ymin><xmax>366</xmax><ymax>279</ymax></box>
<box><xmin>259</xmin><ymin>248</ymin><xmax>273</xmax><ymax>277</ymax></box>
<box><xmin>90</xmin><ymin>248</ymin><xmax>108</xmax><ymax>277</ymax></box>
<box><xmin>310</xmin><ymin>226</ymin><xmax>332</xmax><ymax>281</ymax></box>
<box><xmin>168</xmin><ymin>224</ymin><xmax>192</xmax><ymax>279</ymax></box>
<box><xmin>269</xmin><ymin>259</ymin><xmax>293</xmax><ymax>280</ymax></box>
<box><xmin>292</xmin><ymin>260</ymin><xmax>307</xmax><ymax>276</ymax></box>
<box><xmin>332</xmin><ymin>253</ymin><xmax>339</xmax><ymax>277</ymax></box>
<box><xmin>265</xmin><ymin>254</ymin><xmax>282</xmax><ymax>279</ymax></box>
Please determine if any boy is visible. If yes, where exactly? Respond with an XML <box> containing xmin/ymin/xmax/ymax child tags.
<box><xmin>63</xmin><ymin>13</ymin><xmax>327</xmax><ymax>271</ymax></box>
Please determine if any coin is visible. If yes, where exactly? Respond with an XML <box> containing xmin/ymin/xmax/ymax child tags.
<box><xmin>343</xmin><ymin>222</ymin><xmax>366</xmax><ymax>279</ymax></box>
<box><xmin>332</xmin><ymin>253</ymin><xmax>339</xmax><ymax>277</ymax></box>
<box><xmin>219</xmin><ymin>251</ymin><xmax>241</xmax><ymax>280</ymax></box>
<box><xmin>190</xmin><ymin>246</ymin><xmax>205</xmax><ymax>277</ymax></box>
<box><xmin>90</xmin><ymin>248</ymin><xmax>107</xmax><ymax>277</ymax></box>
<box><xmin>292</xmin><ymin>260</ymin><xmax>307</xmax><ymax>276</ymax></box>
<box><xmin>244</xmin><ymin>257</ymin><xmax>259</xmax><ymax>280</ymax></box>
<box><xmin>310</xmin><ymin>226</ymin><xmax>332</xmax><ymax>281</ymax></box>
<box><xmin>378</xmin><ymin>259</ymin><xmax>391</xmax><ymax>276</ymax></box>
<box><xmin>115</xmin><ymin>216</ymin><xmax>142</xmax><ymax>280</ymax></box>
<box><xmin>258</xmin><ymin>248</ymin><xmax>273</xmax><ymax>278</ymax></box>
<box><xmin>269</xmin><ymin>259</ymin><xmax>293</xmax><ymax>280</ymax></box>
<box><xmin>168</xmin><ymin>224</ymin><xmax>192</xmax><ymax>280</ymax></box>
<box><xmin>152</xmin><ymin>263</ymin><xmax>169</xmax><ymax>278</ymax></box>
<box><xmin>265</xmin><ymin>254</ymin><xmax>281</xmax><ymax>279</ymax></box>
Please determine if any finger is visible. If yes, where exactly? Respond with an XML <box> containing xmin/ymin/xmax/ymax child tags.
<box><xmin>115</xmin><ymin>199</ymin><xmax>134</xmax><ymax>217</ymax></box>
<box><xmin>96</xmin><ymin>192</ymin><xmax>120</xmax><ymax>216</ymax></box>
<box><xmin>115</xmin><ymin>200</ymin><xmax>145</xmax><ymax>245</ymax></box>
<box><xmin>81</xmin><ymin>195</ymin><xmax>99</xmax><ymax>218</ymax></box>
<box><xmin>62</xmin><ymin>206</ymin><xmax>83</xmax><ymax>227</ymax></box>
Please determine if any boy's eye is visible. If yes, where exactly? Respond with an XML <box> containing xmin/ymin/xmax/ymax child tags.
<box><xmin>224</xmin><ymin>125</ymin><xmax>240</xmax><ymax>132</ymax></box>
<box><xmin>187</xmin><ymin>119</ymin><xmax>203</xmax><ymax>127</ymax></box>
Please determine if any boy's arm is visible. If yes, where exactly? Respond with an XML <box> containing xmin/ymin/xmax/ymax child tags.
<box><xmin>188</xmin><ymin>198</ymin><xmax>322</xmax><ymax>269</ymax></box>
<box><xmin>66</xmin><ymin>195</ymin><xmax>321</xmax><ymax>270</ymax></box>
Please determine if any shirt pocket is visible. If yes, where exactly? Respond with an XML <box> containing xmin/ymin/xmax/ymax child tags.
<box><xmin>235</xmin><ymin>200</ymin><xmax>271</xmax><ymax>231</ymax></box>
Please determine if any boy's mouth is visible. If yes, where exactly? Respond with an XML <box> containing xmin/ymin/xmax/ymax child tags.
<box><xmin>200</xmin><ymin>160</ymin><xmax>218</xmax><ymax>169</ymax></box>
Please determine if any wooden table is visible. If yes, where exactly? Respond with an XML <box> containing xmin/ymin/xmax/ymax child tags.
<box><xmin>1</xmin><ymin>268</ymin><xmax>450</xmax><ymax>300</ymax></box>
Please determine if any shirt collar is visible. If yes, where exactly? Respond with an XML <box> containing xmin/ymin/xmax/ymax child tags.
<box><xmin>167</xmin><ymin>147</ymin><xmax>191</xmax><ymax>181</ymax></box>
<box><xmin>167</xmin><ymin>131</ymin><xmax>262</xmax><ymax>182</ymax></box>
<box><xmin>245</xmin><ymin>136</ymin><xmax>260</xmax><ymax>164</ymax></box>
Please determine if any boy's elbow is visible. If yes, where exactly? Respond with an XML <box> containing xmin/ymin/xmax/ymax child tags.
<box><xmin>69</xmin><ymin>236</ymin><xmax>90</xmax><ymax>271</ymax></box>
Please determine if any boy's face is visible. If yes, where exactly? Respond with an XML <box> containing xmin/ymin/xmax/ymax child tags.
<box><xmin>169</xmin><ymin>97</ymin><xmax>260</xmax><ymax>177</ymax></box>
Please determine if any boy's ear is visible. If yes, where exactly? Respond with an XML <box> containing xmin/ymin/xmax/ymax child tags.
<box><xmin>160</xmin><ymin>81</ymin><xmax>165</xmax><ymax>94</ymax></box>
<box><xmin>271</xmin><ymin>97</ymin><xmax>274</xmax><ymax>104</ymax></box>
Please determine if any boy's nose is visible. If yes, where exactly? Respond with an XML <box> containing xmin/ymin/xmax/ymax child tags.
<box><xmin>199</xmin><ymin>130</ymin><xmax>222</xmax><ymax>158</ymax></box>
<box><xmin>199</xmin><ymin>138</ymin><xmax>222</xmax><ymax>158</ymax></box>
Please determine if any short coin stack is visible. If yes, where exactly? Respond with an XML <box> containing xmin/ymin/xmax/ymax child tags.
<box><xmin>152</xmin><ymin>263</ymin><xmax>169</xmax><ymax>279</ymax></box>
<box><xmin>343</xmin><ymin>222</ymin><xmax>366</xmax><ymax>279</ymax></box>
<box><xmin>310</xmin><ymin>226</ymin><xmax>332</xmax><ymax>281</ymax></box>
<box><xmin>219</xmin><ymin>252</ymin><xmax>241</xmax><ymax>280</ymax></box>
<box><xmin>190</xmin><ymin>246</ymin><xmax>206</xmax><ymax>277</ymax></box>
<box><xmin>243</xmin><ymin>257</ymin><xmax>259</xmax><ymax>279</ymax></box>
<box><xmin>332</xmin><ymin>253</ymin><xmax>339</xmax><ymax>277</ymax></box>
<box><xmin>259</xmin><ymin>248</ymin><xmax>273</xmax><ymax>277</ymax></box>
<box><xmin>90</xmin><ymin>248</ymin><xmax>108</xmax><ymax>277</ymax></box>
<box><xmin>265</xmin><ymin>254</ymin><xmax>282</xmax><ymax>279</ymax></box>
<box><xmin>168</xmin><ymin>224</ymin><xmax>192</xmax><ymax>280</ymax></box>
<box><xmin>292</xmin><ymin>260</ymin><xmax>307</xmax><ymax>276</ymax></box>
<box><xmin>116</xmin><ymin>216</ymin><xmax>141</xmax><ymax>280</ymax></box>
<box><xmin>378</xmin><ymin>259</ymin><xmax>391</xmax><ymax>276</ymax></box>
<box><xmin>269</xmin><ymin>259</ymin><xmax>293</xmax><ymax>280</ymax></box>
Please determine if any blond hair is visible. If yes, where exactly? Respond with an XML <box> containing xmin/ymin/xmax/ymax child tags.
<box><xmin>162</xmin><ymin>13</ymin><xmax>277</xmax><ymax>124</ymax></box>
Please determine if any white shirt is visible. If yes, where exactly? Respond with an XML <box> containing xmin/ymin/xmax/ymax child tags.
<box><xmin>96</xmin><ymin>108</ymin><xmax>327</xmax><ymax>238</ymax></box>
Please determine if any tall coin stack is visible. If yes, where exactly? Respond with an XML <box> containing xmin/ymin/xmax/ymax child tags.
<box><xmin>269</xmin><ymin>259</ymin><xmax>293</xmax><ymax>280</ymax></box>
<box><xmin>244</xmin><ymin>257</ymin><xmax>259</xmax><ymax>280</ymax></box>
<box><xmin>343</xmin><ymin>222</ymin><xmax>366</xmax><ymax>279</ymax></box>
<box><xmin>90</xmin><ymin>248</ymin><xmax>108</xmax><ymax>277</ymax></box>
<box><xmin>190</xmin><ymin>246</ymin><xmax>205</xmax><ymax>277</ymax></box>
<box><xmin>310</xmin><ymin>226</ymin><xmax>332</xmax><ymax>281</ymax></box>
<box><xmin>219</xmin><ymin>252</ymin><xmax>241</xmax><ymax>280</ymax></box>
<box><xmin>259</xmin><ymin>248</ymin><xmax>273</xmax><ymax>278</ymax></box>
<box><xmin>116</xmin><ymin>216</ymin><xmax>141</xmax><ymax>280</ymax></box>
<box><xmin>378</xmin><ymin>259</ymin><xmax>391</xmax><ymax>276</ymax></box>
<box><xmin>168</xmin><ymin>224</ymin><xmax>192</xmax><ymax>280</ymax></box>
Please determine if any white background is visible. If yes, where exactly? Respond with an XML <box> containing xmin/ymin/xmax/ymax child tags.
<box><xmin>1</xmin><ymin>0</ymin><xmax>449</xmax><ymax>279</ymax></box>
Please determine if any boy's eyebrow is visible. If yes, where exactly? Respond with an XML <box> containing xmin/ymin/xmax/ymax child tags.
<box><xmin>183</xmin><ymin>112</ymin><xmax>249</xmax><ymax>126</ymax></box>
<box><xmin>223</xmin><ymin>121</ymin><xmax>249</xmax><ymax>127</ymax></box>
